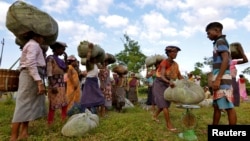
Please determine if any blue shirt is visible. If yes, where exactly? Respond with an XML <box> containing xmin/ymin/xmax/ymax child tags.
<box><xmin>212</xmin><ymin>35</ymin><xmax>232</xmax><ymax>90</ymax></box>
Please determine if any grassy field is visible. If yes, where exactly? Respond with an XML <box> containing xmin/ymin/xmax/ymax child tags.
<box><xmin>0</xmin><ymin>93</ymin><xmax>250</xmax><ymax>141</ymax></box>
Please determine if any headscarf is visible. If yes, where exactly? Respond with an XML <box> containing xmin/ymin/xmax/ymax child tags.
<box><xmin>49</xmin><ymin>41</ymin><xmax>68</xmax><ymax>71</ymax></box>
<box><xmin>165</xmin><ymin>45</ymin><xmax>181</xmax><ymax>54</ymax></box>
<box><xmin>67</xmin><ymin>55</ymin><xmax>77</xmax><ymax>61</ymax></box>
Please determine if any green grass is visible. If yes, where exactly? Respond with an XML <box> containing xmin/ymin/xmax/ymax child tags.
<box><xmin>0</xmin><ymin>93</ymin><xmax>250</xmax><ymax>141</ymax></box>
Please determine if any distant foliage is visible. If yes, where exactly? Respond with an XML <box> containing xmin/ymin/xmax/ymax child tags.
<box><xmin>242</xmin><ymin>67</ymin><xmax>250</xmax><ymax>75</ymax></box>
<box><xmin>137</xmin><ymin>86</ymin><xmax>148</xmax><ymax>96</ymax></box>
<box><xmin>115</xmin><ymin>34</ymin><xmax>146</xmax><ymax>73</ymax></box>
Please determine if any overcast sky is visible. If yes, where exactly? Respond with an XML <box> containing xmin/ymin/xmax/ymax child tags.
<box><xmin>0</xmin><ymin>0</ymin><xmax>250</xmax><ymax>79</ymax></box>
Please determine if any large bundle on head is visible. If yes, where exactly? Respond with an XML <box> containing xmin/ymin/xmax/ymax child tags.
<box><xmin>145</xmin><ymin>54</ymin><xmax>165</xmax><ymax>68</ymax></box>
<box><xmin>78</xmin><ymin>41</ymin><xmax>105</xmax><ymax>59</ymax></box>
<box><xmin>112</xmin><ymin>64</ymin><xmax>128</xmax><ymax>75</ymax></box>
<box><xmin>80</xmin><ymin>58</ymin><xmax>87</xmax><ymax>65</ymax></box>
<box><xmin>77</xmin><ymin>41</ymin><xmax>105</xmax><ymax>63</ymax></box>
<box><xmin>145</xmin><ymin>55</ymin><xmax>156</xmax><ymax>67</ymax></box>
<box><xmin>230</xmin><ymin>42</ymin><xmax>245</xmax><ymax>59</ymax></box>
<box><xmin>94</xmin><ymin>45</ymin><xmax>105</xmax><ymax>63</ymax></box>
<box><xmin>105</xmin><ymin>53</ymin><xmax>116</xmax><ymax>64</ymax></box>
<box><xmin>155</xmin><ymin>54</ymin><xmax>166</xmax><ymax>63</ymax></box>
<box><xmin>6</xmin><ymin>1</ymin><xmax>58</xmax><ymax>46</ymax></box>
<box><xmin>164</xmin><ymin>79</ymin><xmax>205</xmax><ymax>105</ymax></box>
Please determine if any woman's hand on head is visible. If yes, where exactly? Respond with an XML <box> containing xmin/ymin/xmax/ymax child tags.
<box><xmin>63</xmin><ymin>52</ymin><xmax>68</xmax><ymax>60</ymax></box>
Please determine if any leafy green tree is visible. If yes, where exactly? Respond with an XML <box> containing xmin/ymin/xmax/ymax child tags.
<box><xmin>189</xmin><ymin>62</ymin><xmax>208</xmax><ymax>87</ymax></box>
<box><xmin>242</xmin><ymin>67</ymin><xmax>250</xmax><ymax>75</ymax></box>
<box><xmin>192</xmin><ymin>62</ymin><xmax>204</xmax><ymax>75</ymax></box>
<box><xmin>203</xmin><ymin>57</ymin><xmax>213</xmax><ymax>70</ymax></box>
<box><xmin>115</xmin><ymin>34</ymin><xmax>146</xmax><ymax>73</ymax></box>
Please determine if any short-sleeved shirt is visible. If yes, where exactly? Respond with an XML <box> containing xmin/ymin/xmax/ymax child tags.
<box><xmin>212</xmin><ymin>35</ymin><xmax>233</xmax><ymax>101</ymax></box>
<box><xmin>156</xmin><ymin>59</ymin><xmax>181</xmax><ymax>80</ymax></box>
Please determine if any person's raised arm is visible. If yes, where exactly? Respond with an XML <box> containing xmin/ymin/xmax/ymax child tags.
<box><xmin>237</xmin><ymin>50</ymin><xmax>248</xmax><ymax>64</ymax></box>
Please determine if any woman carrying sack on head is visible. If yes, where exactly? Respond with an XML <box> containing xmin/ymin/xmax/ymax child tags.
<box><xmin>10</xmin><ymin>32</ymin><xmax>47</xmax><ymax>141</ymax></box>
<box><xmin>46</xmin><ymin>41</ymin><xmax>68</xmax><ymax>125</ymax></box>
<box><xmin>152</xmin><ymin>46</ymin><xmax>183</xmax><ymax>132</ymax></box>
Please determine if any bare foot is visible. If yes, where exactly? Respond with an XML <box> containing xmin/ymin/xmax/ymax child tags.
<box><xmin>18</xmin><ymin>133</ymin><xmax>29</xmax><ymax>140</ymax></box>
<box><xmin>152</xmin><ymin>116</ymin><xmax>160</xmax><ymax>123</ymax></box>
<box><xmin>167</xmin><ymin>127</ymin><xmax>178</xmax><ymax>133</ymax></box>
<box><xmin>9</xmin><ymin>137</ymin><xmax>17</xmax><ymax>141</ymax></box>
<box><xmin>166</xmin><ymin>123</ymin><xmax>177</xmax><ymax>132</ymax></box>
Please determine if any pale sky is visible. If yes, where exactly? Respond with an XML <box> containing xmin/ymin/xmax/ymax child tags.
<box><xmin>0</xmin><ymin>0</ymin><xmax>249</xmax><ymax>79</ymax></box>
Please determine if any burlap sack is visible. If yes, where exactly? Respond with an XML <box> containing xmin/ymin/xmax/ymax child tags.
<box><xmin>164</xmin><ymin>79</ymin><xmax>205</xmax><ymax>105</ymax></box>
<box><xmin>81</xmin><ymin>58</ymin><xmax>87</xmax><ymax>65</ymax></box>
<box><xmin>79</xmin><ymin>43</ymin><xmax>105</xmax><ymax>65</ymax></box>
<box><xmin>145</xmin><ymin>54</ymin><xmax>165</xmax><ymax>67</ymax></box>
<box><xmin>6</xmin><ymin>1</ymin><xmax>58</xmax><ymax>45</ymax></box>
<box><xmin>77</xmin><ymin>41</ymin><xmax>104</xmax><ymax>59</ymax></box>
<box><xmin>15</xmin><ymin>33</ymin><xmax>58</xmax><ymax>47</ymax></box>
<box><xmin>155</xmin><ymin>54</ymin><xmax>166</xmax><ymax>64</ymax></box>
<box><xmin>61</xmin><ymin>109</ymin><xmax>99</xmax><ymax>137</ymax></box>
<box><xmin>95</xmin><ymin>49</ymin><xmax>106</xmax><ymax>63</ymax></box>
<box><xmin>145</xmin><ymin>55</ymin><xmax>156</xmax><ymax>67</ymax></box>
<box><xmin>230</xmin><ymin>42</ymin><xmax>244</xmax><ymax>59</ymax></box>
<box><xmin>112</xmin><ymin>65</ymin><xmax>128</xmax><ymax>75</ymax></box>
<box><xmin>105</xmin><ymin>53</ymin><xmax>116</xmax><ymax>64</ymax></box>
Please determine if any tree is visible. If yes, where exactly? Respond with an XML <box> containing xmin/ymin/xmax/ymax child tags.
<box><xmin>115</xmin><ymin>34</ymin><xmax>146</xmax><ymax>73</ymax></box>
<box><xmin>192</xmin><ymin>62</ymin><xmax>204</xmax><ymax>74</ymax></box>
<box><xmin>242</xmin><ymin>67</ymin><xmax>250</xmax><ymax>75</ymax></box>
<box><xmin>190</xmin><ymin>62</ymin><xmax>208</xmax><ymax>87</ymax></box>
<box><xmin>203</xmin><ymin>56</ymin><xmax>213</xmax><ymax>70</ymax></box>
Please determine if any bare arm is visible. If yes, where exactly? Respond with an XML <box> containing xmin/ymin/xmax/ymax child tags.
<box><xmin>87</xmin><ymin>43</ymin><xmax>93</xmax><ymax>61</ymax></box>
<box><xmin>160</xmin><ymin>64</ymin><xmax>170</xmax><ymax>84</ymax></box>
<box><xmin>236</xmin><ymin>45</ymin><xmax>248</xmax><ymax>64</ymax></box>
<box><xmin>178</xmin><ymin>71</ymin><xmax>184</xmax><ymax>80</ymax></box>
<box><xmin>86</xmin><ymin>43</ymin><xmax>94</xmax><ymax>71</ymax></box>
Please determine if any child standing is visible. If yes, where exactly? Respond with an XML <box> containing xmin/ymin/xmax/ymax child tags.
<box><xmin>205</xmin><ymin>22</ymin><xmax>237</xmax><ymax>125</ymax></box>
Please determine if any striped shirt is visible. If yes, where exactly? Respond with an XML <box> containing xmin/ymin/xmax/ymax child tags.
<box><xmin>212</xmin><ymin>35</ymin><xmax>233</xmax><ymax>101</ymax></box>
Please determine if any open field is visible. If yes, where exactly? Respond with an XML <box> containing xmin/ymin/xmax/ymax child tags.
<box><xmin>0</xmin><ymin>93</ymin><xmax>250</xmax><ymax>141</ymax></box>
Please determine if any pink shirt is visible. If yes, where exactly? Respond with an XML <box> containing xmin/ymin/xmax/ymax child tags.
<box><xmin>230</xmin><ymin>60</ymin><xmax>237</xmax><ymax>78</ymax></box>
<box><xmin>19</xmin><ymin>39</ymin><xmax>46</xmax><ymax>81</ymax></box>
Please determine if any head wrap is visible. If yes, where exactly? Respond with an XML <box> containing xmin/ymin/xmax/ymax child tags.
<box><xmin>165</xmin><ymin>46</ymin><xmax>181</xmax><ymax>55</ymax></box>
<box><xmin>165</xmin><ymin>45</ymin><xmax>181</xmax><ymax>52</ymax></box>
<box><xmin>67</xmin><ymin>55</ymin><xmax>77</xmax><ymax>61</ymax></box>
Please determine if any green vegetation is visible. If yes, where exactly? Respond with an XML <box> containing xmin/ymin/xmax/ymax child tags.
<box><xmin>1</xmin><ymin>92</ymin><xmax>250</xmax><ymax>141</ymax></box>
<box><xmin>112</xmin><ymin>34</ymin><xmax>146</xmax><ymax>73</ymax></box>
